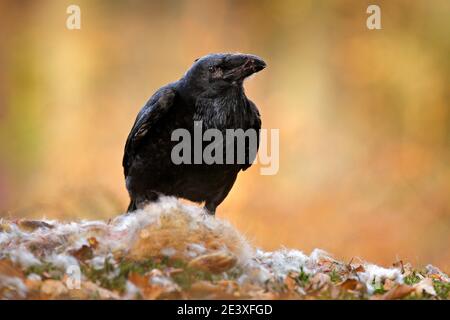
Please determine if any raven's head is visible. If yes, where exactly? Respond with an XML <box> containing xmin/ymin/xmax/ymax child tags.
<box><xmin>182</xmin><ymin>53</ymin><xmax>266</xmax><ymax>97</ymax></box>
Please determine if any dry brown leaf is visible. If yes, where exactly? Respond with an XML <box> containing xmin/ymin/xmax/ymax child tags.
<box><xmin>40</xmin><ymin>280</ymin><xmax>69</xmax><ymax>299</ymax></box>
<box><xmin>330</xmin><ymin>286</ymin><xmax>341</xmax><ymax>299</ymax></box>
<box><xmin>383</xmin><ymin>279</ymin><xmax>396</xmax><ymax>291</ymax></box>
<box><xmin>339</xmin><ymin>279</ymin><xmax>359</xmax><ymax>291</ymax></box>
<box><xmin>128</xmin><ymin>272</ymin><xmax>149</xmax><ymax>288</ymax></box>
<box><xmin>128</xmin><ymin>272</ymin><xmax>164</xmax><ymax>300</ymax></box>
<box><xmin>67</xmin><ymin>281</ymin><xmax>120</xmax><ymax>300</ymax></box>
<box><xmin>306</xmin><ymin>273</ymin><xmax>331</xmax><ymax>291</ymax></box>
<box><xmin>22</xmin><ymin>279</ymin><xmax>42</xmax><ymax>299</ymax></box>
<box><xmin>0</xmin><ymin>259</ymin><xmax>24</xmax><ymax>279</ymax></box>
<box><xmin>17</xmin><ymin>220</ymin><xmax>54</xmax><ymax>232</ymax></box>
<box><xmin>188</xmin><ymin>251</ymin><xmax>237</xmax><ymax>273</ymax></box>
<box><xmin>381</xmin><ymin>284</ymin><xmax>414</xmax><ymax>300</ymax></box>
<box><xmin>70</xmin><ymin>245</ymin><xmax>93</xmax><ymax>262</ymax></box>
<box><xmin>81</xmin><ymin>281</ymin><xmax>120</xmax><ymax>299</ymax></box>
<box><xmin>353</xmin><ymin>265</ymin><xmax>365</xmax><ymax>273</ymax></box>
<box><xmin>284</xmin><ymin>274</ymin><xmax>297</xmax><ymax>291</ymax></box>
<box><xmin>0</xmin><ymin>262</ymin><xmax>28</xmax><ymax>299</ymax></box>
<box><xmin>217</xmin><ymin>280</ymin><xmax>239</xmax><ymax>292</ymax></box>
<box><xmin>141</xmin><ymin>286</ymin><xmax>164</xmax><ymax>300</ymax></box>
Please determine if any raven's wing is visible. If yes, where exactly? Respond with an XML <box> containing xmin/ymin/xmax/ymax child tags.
<box><xmin>123</xmin><ymin>87</ymin><xmax>176</xmax><ymax>176</ymax></box>
<box><xmin>242</xmin><ymin>99</ymin><xmax>261</xmax><ymax>171</ymax></box>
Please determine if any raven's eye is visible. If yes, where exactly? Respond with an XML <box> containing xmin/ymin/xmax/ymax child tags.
<box><xmin>208</xmin><ymin>66</ymin><xmax>216</xmax><ymax>73</ymax></box>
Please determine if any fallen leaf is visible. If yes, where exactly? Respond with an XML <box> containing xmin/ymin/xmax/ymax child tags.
<box><xmin>339</xmin><ymin>279</ymin><xmax>359</xmax><ymax>291</ymax></box>
<box><xmin>41</xmin><ymin>280</ymin><xmax>69</xmax><ymax>299</ymax></box>
<box><xmin>284</xmin><ymin>274</ymin><xmax>297</xmax><ymax>291</ymax></box>
<box><xmin>306</xmin><ymin>273</ymin><xmax>331</xmax><ymax>291</ymax></box>
<box><xmin>188</xmin><ymin>251</ymin><xmax>237</xmax><ymax>273</ymax></box>
<box><xmin>0</xmin><ymin>260</ymin><xmax>24</xmax><ymax>279</ymax></box>
<box><xmin>381</xmin><ymin>284</ymin><xmax>414</xmax><ymax>300</ymax></box>
<box><xmin>383</xmin><ymin>279</ymin><xmax>396</xmax><ymax>291</ymax></box>
<box><xmin>128</xmin><ymin>272</ymin><xmax>164</xmax><ymax>300</ymax></box>
<box><xmin>17</xmin><ymin>220</ymin><xmax>54</xmax><ymax>232</ymax></box>
<box><xmin>128</xmin><ymin>272</ymin><xmax>149</xmax><ymax>288</ymax></box>
<box><xmin>353</xmin><ymin>265</ymin><xmax>365</xmax><ymax>273</ymax></box>
<box><xmin>330</xmin><ymin>286</ymin><xmax>341</xmax><ymax>299</ymax></box>
<box><xmin>70</xmin><ymin>245</ymin><xmax>93</xmax><ymax>262</ymax></box>
<box><xmin>77</xmin><ymin>281</ymin><xmax>120</xmax><ymax>300</ymax></box>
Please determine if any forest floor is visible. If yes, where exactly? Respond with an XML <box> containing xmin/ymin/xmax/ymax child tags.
<box><xmin>0</xmin><ymin>197</ymin><xmax>448</xmax><ymax>300</ymax></box>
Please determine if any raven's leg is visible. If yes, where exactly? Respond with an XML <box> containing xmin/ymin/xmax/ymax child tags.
<box><xmin>127</xmin><ymin>199</ymin><xmax>137</xmax><ymax>212</ymax></box>
<box><xmin>127</xmin><ymin>191</ymin><xmax>160</xmax><ymax>213</ymax></box>
<box><xmin>204</xmin><ymin>202</ymin><xmax>217</xmax><ymax>216</ymax></box>
<box><xmin>204</xmin><ymin>174</ymin><xmax>238</xmax><ymax>216</ymax></box>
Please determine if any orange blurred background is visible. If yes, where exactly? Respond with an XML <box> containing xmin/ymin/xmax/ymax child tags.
<box><xmin>0</xmin><ymin>0</ymin><xmax>449</xmax><ymax>271</ymax></box>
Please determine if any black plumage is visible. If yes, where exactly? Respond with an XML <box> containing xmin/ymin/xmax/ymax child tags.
<box><xmin>123</xmin><ymin>53</ymin><xmax>266</xmax><ymax>215</ymax></box>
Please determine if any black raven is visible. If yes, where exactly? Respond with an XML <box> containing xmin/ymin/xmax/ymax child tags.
<box><xmin>123</xmin><ymin>53</ymin><xmax>266</xmax><ymax>215</ymax></box>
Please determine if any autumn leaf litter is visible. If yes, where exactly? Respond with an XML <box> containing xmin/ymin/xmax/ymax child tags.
<box><xmin>0</xmin><ymin>197</ymin><xmax>448</xmax><ymax>299</ymax></box>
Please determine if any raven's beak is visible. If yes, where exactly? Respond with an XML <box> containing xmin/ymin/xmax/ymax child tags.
<box><xmin>223</xmin><ymin>54</ymin><xmax>266</xmax><ymax>82</ymax></box>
